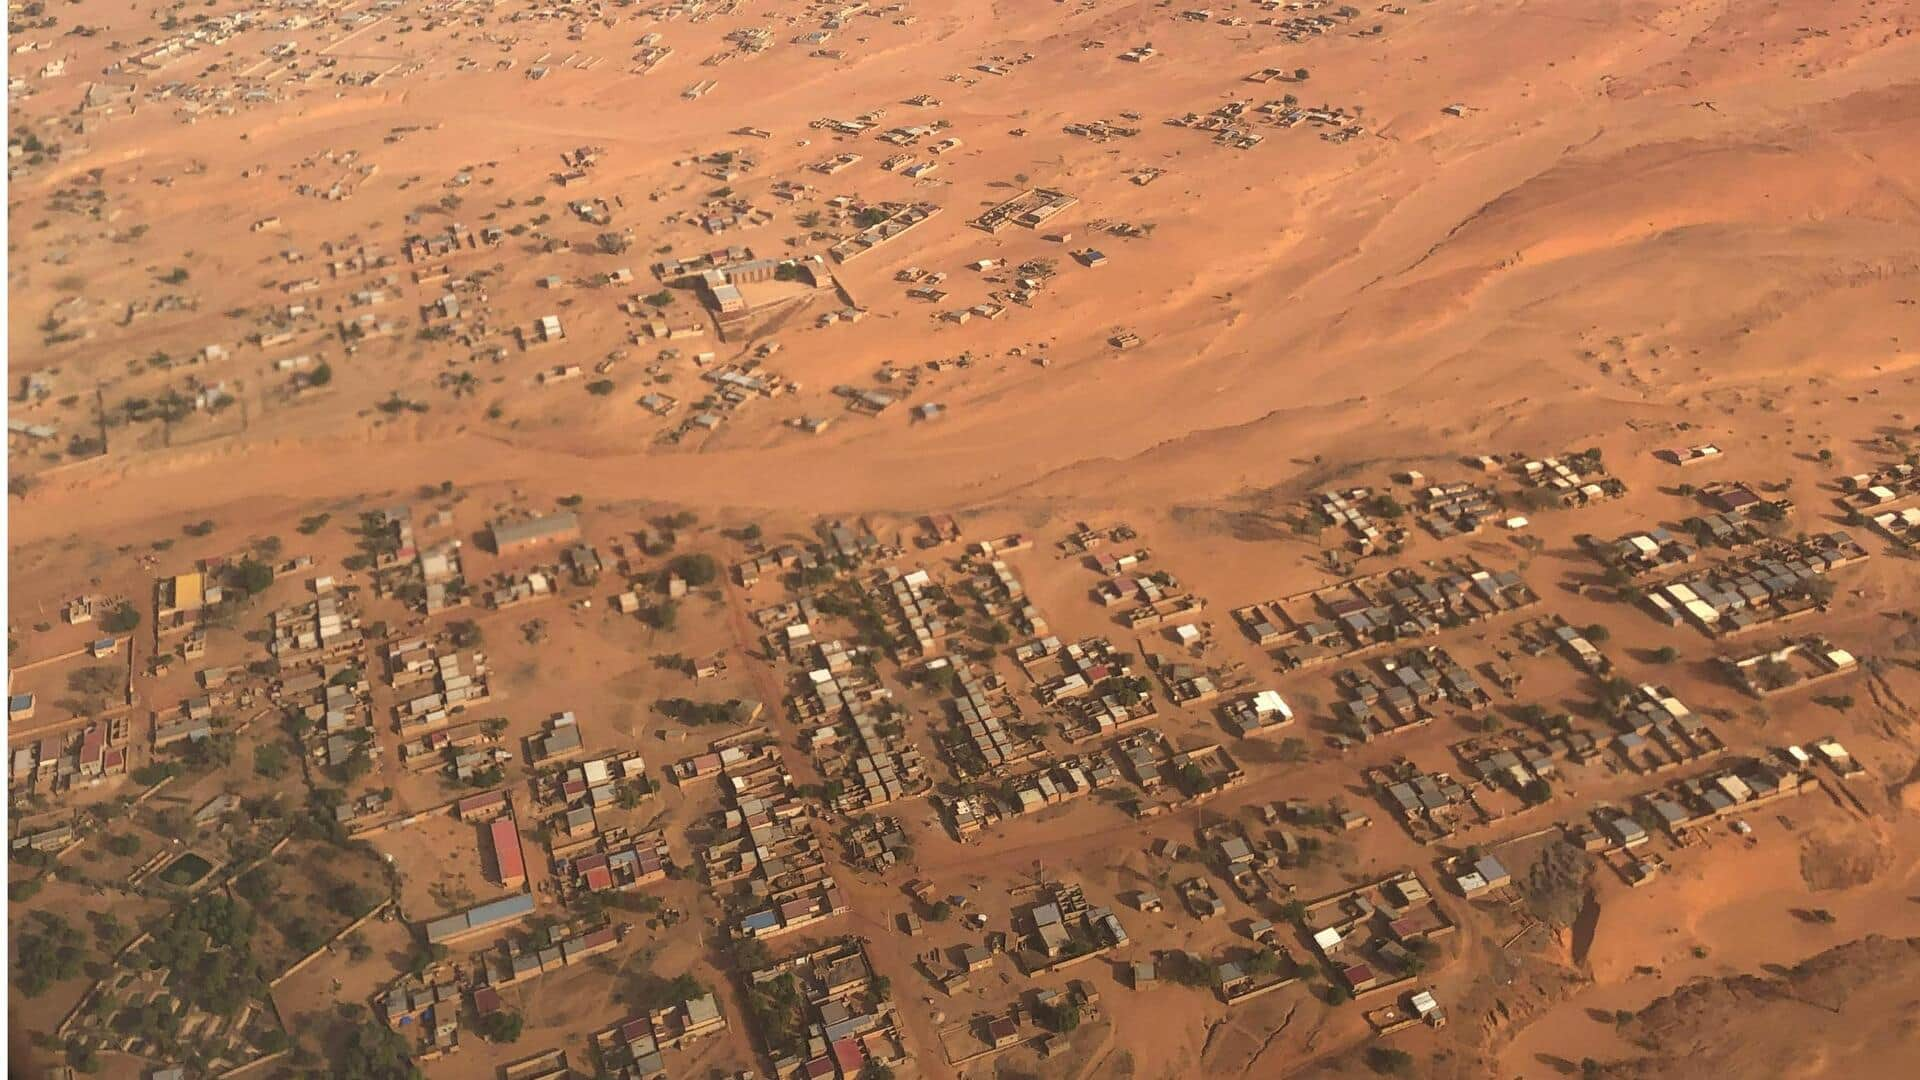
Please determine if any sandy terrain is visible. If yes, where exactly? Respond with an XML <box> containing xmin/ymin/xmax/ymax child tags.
<box><xmin>11</xmin><ymin>0</ymin><xmax>1920</xmax><ymax>1077</ymax></box>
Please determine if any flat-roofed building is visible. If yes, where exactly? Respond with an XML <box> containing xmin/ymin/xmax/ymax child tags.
<box><xmin>490</xmin><ymin>512</ymin><xmax>581</xmax><ymax>555</ymax></box>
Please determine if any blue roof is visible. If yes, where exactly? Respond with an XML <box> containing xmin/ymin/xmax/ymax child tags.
<box><xmin>467</xmin><ymin>892</ymin><xmax>536</xmax><ymax>927</ymax></box>
<box><xmin>425</xmin><ymin>915</ymin><xmax>469</xmax><ymax>943</ymax></box>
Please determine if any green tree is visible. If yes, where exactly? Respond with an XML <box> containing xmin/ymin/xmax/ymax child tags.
<box><xmin>16</xmin><ymin>914</ymin><xmax>90</xmax><ymax>997</ymax></box>
<box><xmin>232</xmin><ymin>558</ymin><xmax>275</xmax><ymax>596</ymax></box>
<box><xmin>668</xmin><ymin>553</ymin><xmax>718</xmax><ymax>587</ymax></box>
<box><xmin>648</xmin><ymin>599</ymin><xmax>679</xmax><ymax>631</ymax></box>
<box><xmin>334</xmin><ymin>1022</ymin><xmax>423</xmax><ymax>1079</ymax></box>
<box><xmin>101</xmin><ymin>602</ymin><xmax>142</xmax><ymax>634</ymax></box>
<box><xmin>476</xmin><ymin>1010</ymin><xmax>524</xmax><ymax>1043</ymax></box>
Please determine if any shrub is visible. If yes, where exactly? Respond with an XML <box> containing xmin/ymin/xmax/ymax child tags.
<box><xmin>101</xmin><ymin>603</ymin><xmax>142</xmax><ymax>634</ymax></box>
<box><xmin>1364</xmin><ymin>1047</ymin><xmax>1412</xmax><ymax>1075</ymax></box>
<box><xmin>667</xmin><ymin>553</ymin><xmax>718</xmax><ymax>587</ymax></box>
<box><xmin>231</xmin><ymin>559</ymin><xmax>274</xmax><ymax>596</ymax></box>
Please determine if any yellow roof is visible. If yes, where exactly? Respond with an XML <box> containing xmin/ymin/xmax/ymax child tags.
<box><xmin>174</xmin><ymin>572</ymin><xmax>204</xmax><ymax>610</ymax></box>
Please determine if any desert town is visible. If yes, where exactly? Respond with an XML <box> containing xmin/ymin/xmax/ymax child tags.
<box><xmin>9</xmin><ymin>0</ymin><xmax>1920</xmax><ymax>1079</ymax></box>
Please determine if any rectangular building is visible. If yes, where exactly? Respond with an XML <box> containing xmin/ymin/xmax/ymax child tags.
<box><xmin>490</xmin><ymin>817</ymin><xmax>527</xmax><ymax>889</ymax></box>
<box><xmin>490</xmin><ymin>512</ymin><xmax>582</xmax><ymax>555</ymax></box>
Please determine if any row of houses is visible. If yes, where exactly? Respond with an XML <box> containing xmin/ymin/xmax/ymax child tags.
<box><xmin>10</xmin><ymin>718</ymin><xmax>130</xmax><ymax>795</ymax></box>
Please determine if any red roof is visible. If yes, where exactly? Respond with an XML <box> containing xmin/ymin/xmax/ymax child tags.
<box><xmin>489</xmin><ymin>818</ymin><xmax>525</xmax><ymax>883</ymax></box>
<box><xmin>472</xmin><ymin>987</ymin><xmax>502</xmax><ymax>1015</ymax></box>
<box><xmin>457</xmin><ymin>789</ymin><xmax>508</xmax><ymax>815</ymax></box>
<box><xmin>802</xmin><ymin>1056</ymin><xmax>837</xmax><ymax>1079</ymax></box>
<box><xmin>831</xmin><ymin>1037</ymin><xmax>864</xmax><ymax>1072</ymax></box>
<box><xmin>573</xmin><ymin>852</ymin><xmax>609</xmax><ymax>873</ymax></box>
<box><xmin>583</xmin><ymin>866</ymin><xmax>614</xmax><ymax>892</ymax></box>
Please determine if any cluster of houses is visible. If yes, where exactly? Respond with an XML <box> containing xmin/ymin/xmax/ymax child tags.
<box><xmin>1019</xmin><ymin>881</ymin><xmax>1130</xmax><ymax>971</ymax></box>
<box><xmin>1000</xmin><ymin>750</ymin><xmax>1124</xmax><ymax>816</ymax></box>
<box><xmin>1455</xmin><ymin>728</ymin><xmax>1603</xmax><ymax>797</ymax></box>
<box><xmin>1016</xmin><ymin>635</ymin><xmax>1156</xmax><ymax>741</ymax></box>
<box><xmin>1330</xmin><ymin>646</ymin><xmax>1490</xmax><ymax>742</ymax></box>
<box><xmin>1305</xmin><ymin>873</ymin><xmax>1456</xmax><ymax>999</ymax></box>
<box><xmin>589</xmin><ymin>991</ymin><xmax>729</xmax><ymax>1078</ymax></box>
<box><xmin>1407</xmin><ymin>475</ymin><xmax>1502</xmax><ymax>538</ymax></box>
<box><xmin>1837</xmin><ymin>463</ymin><xmax>1920</xmax><ymax>512</ymax></box>
<box><xmin>1221</xmin><ymin>689</ymin><xmax>1294</xmax><ymax>737</ymax></box>
<box><xmin>1843</xmin><ymin>464</ymin><xmax>1920</xmax><ymax>551</ymax></box>
<box><xmin>1510</xmin><ymin>451</ymin><xmax>1627</xmax><ymax>507</ymax></box>
<box><xmin>969</xmin><ymin>187</ymin><xmax>1077</xmax><ymax>233</ymax></box>
<box><xmin>1591</xmin><ymin>525</ymin><xmax>1698</xmax><ymax>577</ymax></box>
<box><xmin>1636</xmin><ymin>532</ymin><xmax>1867</xmax><ymax>635</ymax></box>
<box><xmin>9</xmin><ymin>717</ymin><xmax>129</xmax><ymax>796</ymax></box>
<box><xmin>966</xmin><ymin>556</ymin><xmax>1048</xmax><ymax>638</ymax></box>
<box><xmin>841</xmin><ymin>816</ymin><xmax>912</xmax><ymax>872</ymax></box>
<box><xmin>1374</xmin><ymin>763</ymin><xmax>1497</xmax><ymax>843</ymax></box>
<box><xmin>274</xmin><ymin>655</ymin><xmax>375</xmax><ymax>773</ymax></box>
<box><xmin>680</xmin><ymin>737</ymin><xmax>849</xmax><ymax>943</ymax></box>
<box><xmin>1252</xmin><ymin>560</ymin><xmax>1540</xmax><ymax>670</ymax></box>
<box><xmin>1165</xmin><ymin>100</ymin><xmax>1265</xmax><ymax>149</ymax></box>
<box><xmin>827</xmin><ymin>201</ymin><xmax>940</xmax><ymax>263</ymax></box>
<box><xmin>1615</xmin><ymin>747</ymin><xmax>1832</xmax><ymax>860</ymax></box>
<box><xmin>940</xmin><ymin>668</ymin><xmax>1045</xmax><ymax>780</ymax></box>
<box><xmin>561</xmin><ymin>830</ymin><xmax>673</xmax><ymax>897</ymax></box>
<box><xmin>1310</xmin><ymin>486</ymin><xmax>1408</xmax><ymax>556</ymax></box>
<box><xmin>741</xmin><ymin>938</ymin><xmax>912</xmax><ymax>1080</ymax></box>
<box><xmin>530</xmin><ymin>742</ymin><xmax>655</xmax><ymax>855</ymax></box>
<box><xmin>797</xmin><ymin>640</ymin><xmax>931</xmax><ymax>814</ymax></box>
<box><xmin>1723</xmin><ymin>636</ymin><xmax>1860</xmax><ymax>697</ymax></box>
<box><xmin>14</xmin><ymin>413</ymin><xmax>1912</xmax><ymax>1080</ymax></box>
<box><xmin>867</xmin><ymin>566</ymin><xmax>953</xmax><ymax>657</ymax></box>
<box><xmin>386</xmin><ymin>636</ymin><xmax>490</xmax><ymax>740</ymax></box>
<box><xmin>1604</xmin><ymin>683</ymin><xmax>1725</xmax><ymax>772</ymax></box>
<box><xmin>480</xmin><ymin>918</ymin><xmax>619</xmax><ymax>988</ymax></box>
